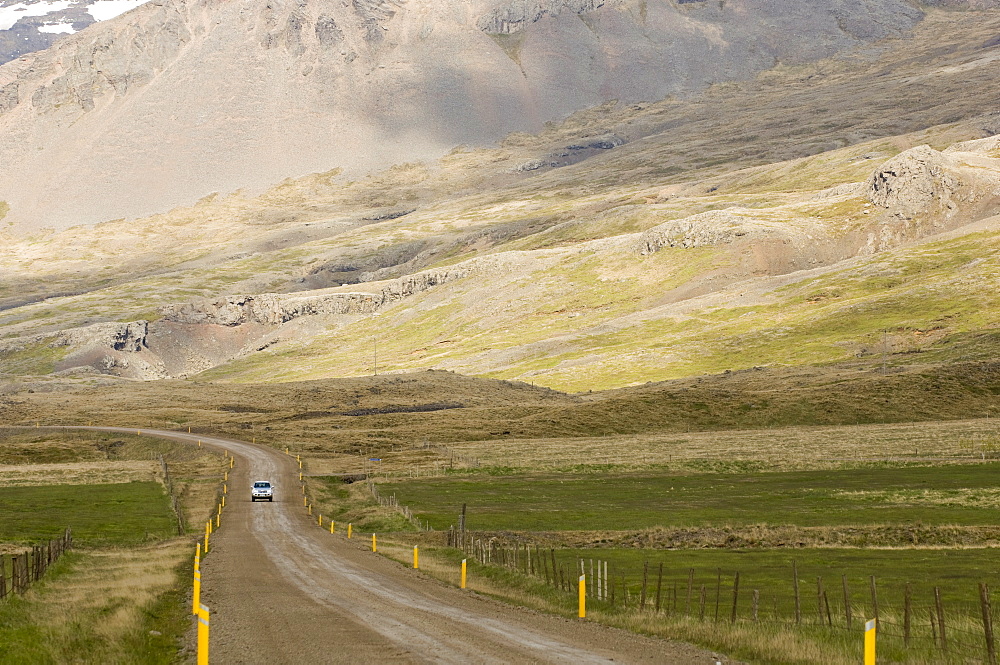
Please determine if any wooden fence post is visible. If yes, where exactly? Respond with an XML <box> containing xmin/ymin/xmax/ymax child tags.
<box><xmin>793</xmin><ymin>561</ymin><xmax>801</xmax><ymax>625</ymax></box>
<box><xmin>731</xmin><ymin>571</ymin><xmax>740</xmax><ymax>624</ymax></box>
<box><xmin>714</xmin><ymin>568</ymin><xmax>721</xmax><ymax>623</ymax></box>
<box><xmin>904</xmin><ymin>583</ymin><xmax>912</xmax><ymax>646</ymax></box>
<box><xmin>699</xmin><ymin>585</ymin><xmax>707</xmax><ymax>621</ymax></box>
<box><xmin>752</xmin><ymin>589</ymin><xmax>759</xmax><ymax>622</ymax></box>
<box><xmin>817</xmin><ymin>577</ymin><xmax>824</xmax><ymax>624</ymax></box>
<box><xmin>935</xmin><ymin>587</ymin><xmax>947</xmax><ymax>652</ymax></box>
<box><xmin>686</xmin><ymin>569</ymin><xmax>694</xmax><ymax>615</ymax></box>
<box><xmin>843</xmin><ymin>575</ymin><xmax>852</xmax><ymax>629</ymax></box>
<box><xmin>640</xmin><ymin>561</ymin><xmax>649</xmax><ymax>609</ymax></box>
<box><xmin>655</xmin><ymin>562</ymin><xmax>664</xmax><ymax>613</ymax></box>
<box><xmin>870</xmin><ymin>576</ymin><xmax>880</xmax><ymax>631</ymax></box>
<box><xmin>981</xmin><ymin>582</ymin><xmax>997</xmax><ymax>665</ymax></box>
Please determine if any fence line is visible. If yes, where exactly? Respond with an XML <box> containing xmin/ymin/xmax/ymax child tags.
<box><xmin>0</xmin><ymin>528</ymin><xmax>73</xmax><ymax>601</ymax></box>
<box><xmin>366</xmin><ymin>480</ymin><xmax>430</xmax><ymax>531</ymax></box>
<box><xmin>444</xmin><ymin>533</ymin><xmax>997</xmax><ymax>661</ymax></box>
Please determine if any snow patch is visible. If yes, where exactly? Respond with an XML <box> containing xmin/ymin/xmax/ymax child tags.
<box><xmin>0</xmin><ymin>0</ymin><xmax>72</xmax><ymax>31</ymax></box>
<box><xmin>86</xmin><ymin>0</ymin><xmax>146</xmax><ymax>21</ymax></box>
<box><xmin>37</xmin><ymin>21</ymin><xmax>74</xmax><ymax>33</ymax></box>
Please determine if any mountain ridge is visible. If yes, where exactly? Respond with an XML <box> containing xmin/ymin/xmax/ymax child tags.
<box><xmin>1</xmin><ymin>0</ymin><xmax>933</xmax><ymax>233</ymax></box>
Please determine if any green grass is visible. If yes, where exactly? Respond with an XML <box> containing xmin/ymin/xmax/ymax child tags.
<box><xmin>550</xmin><ymin>547</ymin><xmax>1000</xmax><ymax>630</ymax></box>
<box><xmin>0</xmin><ymin>482</ymin><xmax>177</xmax><ymax>546</ymax></box>
<box><xmin>385</xmin><ymin>464</ymin><xmax>1000</xmax><ymax>531</ymax></box>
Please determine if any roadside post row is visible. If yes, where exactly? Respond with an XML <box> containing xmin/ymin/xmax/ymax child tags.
<box><xmin>287</xmin><ymin>445</ymin><xmax>886</xmax><ymax>662</ymax></box>
<box><xmin>190</xmin><ymin>445</ymin><xmax>231</xmax><ymax>663</ymax></box>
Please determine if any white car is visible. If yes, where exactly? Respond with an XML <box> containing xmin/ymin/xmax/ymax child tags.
<box><xmin>251</xmin><ymin>480</ymin><xmax>274</xmax><ymax>502</ymax></box>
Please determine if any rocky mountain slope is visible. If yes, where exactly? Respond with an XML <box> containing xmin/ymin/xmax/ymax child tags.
<box><xmin>0</xmin><ymin>0</ymin><xmax>934</xmax><ymax>234</ymax></box>
<box><xmin>2</xmin><ymin>5</ymin><xmax>1000</xmax><ymax>392</ymax></box>
<box><xmin>0</xmin><ymin>0</ymin><xmax>149</xmax><ymax>65</ymax></box>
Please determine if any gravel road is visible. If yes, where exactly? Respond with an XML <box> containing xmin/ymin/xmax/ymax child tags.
<box><xmin>83</xmin><ymin>428</ymin><xmax>733</xmax><ymax>664</ymax></box>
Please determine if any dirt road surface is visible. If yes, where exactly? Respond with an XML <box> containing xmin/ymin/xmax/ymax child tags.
<box><xmin>81</xmin><ymin>427</ymin><xmax>733</xmax><ymax>664</ymax></box>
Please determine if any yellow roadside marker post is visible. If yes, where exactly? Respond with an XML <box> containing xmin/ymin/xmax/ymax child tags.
<box><xmin>224</xmin><ymin>471</ymin><xmax>228</xmax><ymax>482</ymax></box>
<box><xmin>348</xmin><ymin>523</ymin><xmax>352</xmax><ymax>539</ymax></box>
<box><xmin>864</xmin><ymin>619</ymin><xmax>876</xmax><ymax>665</ymax></box>
<box><xmin>223</xmin><ymin>484</ymin><xmax>227</xmax><ymax>494</ymax></box>
<box><xmin>137</xmin><ymin>429</ymin><xmax>141</xmax><ymax>435</ymax></box>
<box><xmin>216</xmin><ymin>512</ymin><xmax>220</xmax><ymax>528</ymax></box>
<box><xmin>188</xmin><ymin>427</ymin><xmax>191</xmax><ymax>433</ymax></box>
<box><xmin>308</xmin><ymin>505</ymin><xmax>312</xmax><ymax>516</ymax></box>
<box><xmin>217</xmin><ymin>504</ymin><xmax>221</xmax><ymax>517</ymax></box>
<box><xmin>303</xmin><ymin>495</ymin><xmax>308</xmax><ymax>507</ymax></box>
<box><xmin>195</xmin><ymin>542</ymin><xmax>201</xmax><ymax>569</ymax></box>
<box><xmin>192</xmin><ymin>569</ymin><xmax>201</xmax><ymax>615</ymax></box>
<box><xmin>221</xmin><ymin>495</ymin><xmax>225</xmax><ymax>508</ymax></box>
<box><xmin>413</xmin><ymin>546</ymin><xmax>419</xmax><ymax>569</ymax></box>
<box><xmin>230</xmin><ymin>457</ymin><xmax>234</xmax><ymax>469</ymax></box>
<box><xmin>204</xmin><ymin>522</ymin><xmax>210</xmax><ymax>553</ymax></box>
<box><xmin>198</xmin><ymin>440</ymin><xmax>202</xmax><ymax>448</ymax></box>
<box><xmin>461</xmin><ymin>559</ymin><xmax>467</xmax><ymax>589</ymax></box>
<box><xmin>330</xmin><ymin>521</ymin><xmax>335</xmax><ymax>534</ymax></box>
<box><xmin>579</xmin><ymin>575</ymin><xmax>586</xmax><ymax>618</ymax></box>
<box><xmin>318</xmin><ymin>515</ymin><xmax>323</xmax><ymax>527</ymax></box>
<box><xmin>372</xmin><ymin>534</ymin><xmax>377</xmax><ymax>552</ymax></box>
<box><xmin>299</xmin><ymin>472</ymin><xmax>303</xmax><ymax>481</ymax></box>
<box><xmin>197</xmin><ymin>604</ymin><xmax>210</xmax><ymax>665</ymax></box>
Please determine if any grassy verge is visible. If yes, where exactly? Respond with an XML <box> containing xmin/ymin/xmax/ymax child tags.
<box><xmin>0</xmin><ymin>542</ymin><xmax>192</xmax><ymax>664</ymax></box>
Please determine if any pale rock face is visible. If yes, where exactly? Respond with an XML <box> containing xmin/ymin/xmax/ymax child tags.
<box><xmin>160</xmin><ymin>266</ymin><xmax>470</xmax><ymax>326</ymax></box>
<box><xmin>637</xmin><ymin>210</ymin><xmax>783</xmax><ymax>253</ymax></box>
<box><xmin>867</xmin><ymin>145</ymin><xmax>962</xmax><ymax>216</ymax></box>
<box><xmin>0</xmin><ymin>0</ymin><xmax>927</xmax><ymax>233</ymax></box>
<box><xmin>866</xmin><ymin>145</ymin><xmax>1000</xmax><ymax>221</ymax></box>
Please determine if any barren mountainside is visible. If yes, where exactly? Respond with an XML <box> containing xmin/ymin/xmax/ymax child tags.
<box><xmin>0</xmin><ymin>0</ymin><xmax>937</xmax><ymax>233</ymax></box>
<box><xmin>2</xmin><ymin>3</ymin><xmax>1000</xmax><ymax>392</ymax></box>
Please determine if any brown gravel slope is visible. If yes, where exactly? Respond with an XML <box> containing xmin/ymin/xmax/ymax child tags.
<box><xmin>83</xmin><ymin>427</ymin><xmax>731</xmax><ymax>664</ymax></box>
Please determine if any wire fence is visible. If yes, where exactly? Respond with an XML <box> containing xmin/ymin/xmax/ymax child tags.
<box><xmin>0</xmin><ymin>528</ymin><xmax>73</xmax><ymax>602</ymax></box>
<box><xmin>449</xmin><ymin>532</ymin><xmax>999</xmax><ymax>663</ymax></box>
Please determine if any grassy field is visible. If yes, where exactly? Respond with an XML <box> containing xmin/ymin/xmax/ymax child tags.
<box><xmin>0</xmin><ymin>482</ymin><xmax>177</xmax><ymax>546</ymax></box>
<box><xmin>381</xmin><ymin>463</ymin><xmax>1000</xmax><ymax>532</ymax></box>
<box><xmin>0</xmin><ymin>431</ymin><xmax>224</xmax><ymax>663</ymax></box>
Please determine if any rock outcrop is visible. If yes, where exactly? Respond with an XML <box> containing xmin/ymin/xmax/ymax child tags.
<box><xmin>866</xmin><ymin>145</ymin><xmax>1000</xmax><ymax>222</ymax></box>
<box><xmin>637</xmin><ymin>210</ymin><xmax>788</xmax><ymax>253</ymax></box>
<box><xmin>477</xmin><ymin>0</ymin><xmax>617</xmax><ymax>34</ymax></box>
<box><xmin>866</xmin><ymin>145</ymin><xmax>962</xmax><ymax>217</ymax></box>
<box><xmin>161</xmin><ymin>267</ymin><xmax>469</xmax><ymax>326</ymax></box>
